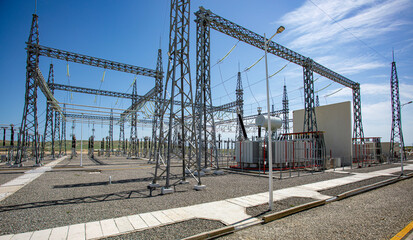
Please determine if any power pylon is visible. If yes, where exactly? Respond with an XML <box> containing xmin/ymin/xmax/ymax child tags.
<box><xmin>149</xmin><ymin>49</ymin><xmax>163</xmax><ymax>163</ymax></box>
<box><xmin>389</xmin><ymin>53</ymin><xmax>405</xmax><ymax>161</ymax></box>
<box><xmin>16</xmin><ymin>14</ymin><xmax>40</xmax><ymax>166</ymax></box>
<box><xmin>282</xmin><ymin>82</ymin><xmax>289</xmax><ymax>134</ymax></box>
<box><xmin>152</xmin><ymin>0</ymin><xmax>197</xmax><ymax>193</ymax></box>
<box><xmin>130</xmin><ymin>79</ymin><xmax>137</xmax><ymax>157</ymax></box>
<box><xmin>43</xmin><ymin>64</ymin><xmax>55</xmax><ymax>159</ymax></box>
<box><xmin>303</xmin><ymin>58</ymin><xmax>317</xmax><ymax>132</ymax></box>
<box><xmin>235</xmin><ymin>71</ymin><xmax>244</xmax><ymax>140</ymax></box>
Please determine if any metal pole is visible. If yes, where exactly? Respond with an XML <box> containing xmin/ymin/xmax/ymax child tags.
<box><xmin>80</xmin><ymin>114</ymin><xmax>83</xmax><ymax>167</ymax></box>
<box><xmin>264</xmin><ymin>33</ymin><xmax>273</xmax><ymax>211</ymax></box>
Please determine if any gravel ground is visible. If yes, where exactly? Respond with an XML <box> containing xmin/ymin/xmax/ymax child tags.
<box><xmin>344</xmin><ymin>163</ymin><xmax>400</xmax><ymax>173</ymax></box>
<box><xmin>392</xmin><ymin>170</ymin><xmax>413</xmax><ymax>175</ymax></box>
<box><xmin>319</xmin><ymin>175</ymin><xmax>396</xmax><ymax>196</ymax></box>
<box><xmin>0</xmin><ymin>172</ymin><xmax>24</xmax><ymax>185</ymax></box>
<box><xmin>101</xmin><ymin>219</ymin><xmax>226</xmax><ymax>240</ymax></box>
<box><xmin>0</xmin><ymin>155</ymin><xmax>349</xmax><ymax>235</ymax></box>
<box><xmin>221</xmin><ymin>177</ymin><xmax>413</xmax><ymax>240</ymax></box>
<box><xmin>246</xmin><ymin>197</ymin><xmax>316</xmax><ymax>218</ymax></box>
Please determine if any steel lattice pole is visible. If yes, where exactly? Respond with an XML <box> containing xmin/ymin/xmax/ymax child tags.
<box><xmin>16</xmin><ymin>14</ymin><xmax>40</xmax><ymax>166</ymax></box>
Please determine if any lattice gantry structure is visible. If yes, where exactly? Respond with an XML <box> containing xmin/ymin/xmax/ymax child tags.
<box><xmin>195</xmin><ymin>7</ymin><xmax>364</xmax><ymax>151</ymax></box>
<box><xmin>282</xmin><ymin>82</ymin><xmax>289</xmax><ymax>134</ymax></box>
<box><xmin>235</xmin><ymin>71</ymin><xmax>244</xmax><ymax>140</ymax></box>
<box><xmin>151</xmin><ymin>0</ymin><xmax>198</xmax><ymax>193</ymax></box>
<box><xmin>43</xmin><ymin>64</ymin><xmax>55</xmax><ymax>159</ymax></box>
<box><xmin>16</xmin><ymin>13</ymin><xmax>163</xmax><ymax>166</ymax></box>
<box><xmin>195</xmin><ymin>6</ymin><xmax>220</xmax><ymax>175</ymax></box>
<box><xmin>389</xmin><ymin>55</ymin><xmax>405</xmax><ymax>161</ymax></box>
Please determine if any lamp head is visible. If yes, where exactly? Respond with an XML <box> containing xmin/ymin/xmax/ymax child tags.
<box><xmin>277</xmin><ymin>26</ymin><xmax>285</xmax><ymax>34</ymax></box>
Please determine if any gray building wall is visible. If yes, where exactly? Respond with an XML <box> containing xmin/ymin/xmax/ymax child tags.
<box><xmin>293</xmin><ymin>101</ymin><xmax>352</xmax><ymax>166</ymax></box>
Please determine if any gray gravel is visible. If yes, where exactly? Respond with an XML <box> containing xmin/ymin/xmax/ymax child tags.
<box><xmin>319</xmin><ymin>175</ymin><xmax>396</xmax><ymax>196</ymax></box>
<box><xmin>102</xmin><ymin>218</ymin><xmax>226</xmax><ymax>240</ymax></box>
<box><xmin>0</xmin><ymin>172</ymin><xmax>24</xmax><ymax>185</ymax></box>
<box><xmin>246</xmin><ymin>197</ymin><xmax>316</xmax><ymax>218</ymax></box>
<box><xmin>0</xmin><ymin>155</ymin><xmax>348</xmax><ymax>235</ymax></box>
<box><xmin>344</xmin><ymin>163</ymin><xmax>400</xmax><ymax>173</ymax></box>
<box><xmin>221</xmin><ymin>177</ymin><xmax>413</xmax><ymax>240</ymax></box>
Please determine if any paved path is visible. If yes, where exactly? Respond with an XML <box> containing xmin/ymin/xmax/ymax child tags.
<box><xmin>0</xmin><ymin>162</ymin><xmax>411</xmax><ymax>240</ymax></box>
<box><xmin>0</xmin><ymin>156</ymin><xmax>67</xmax><ymax>202</ymax></box>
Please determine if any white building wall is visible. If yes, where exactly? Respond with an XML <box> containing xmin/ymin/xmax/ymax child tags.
<box><xmin>293</xmin><ymin>101</ymin><xmax>352</xmax><ymax>166</ymax></box>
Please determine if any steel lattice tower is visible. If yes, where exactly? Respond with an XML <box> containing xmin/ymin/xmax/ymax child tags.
<box><xmin>130</xmin><ymin>79</ymin><xmax>137</xmax><ymax>157</ymax></box>
<box><xmin>149</xmin><ymin>49</ymin><xmax>163</xmax><ymax>163</ymax></box>
<box><xmin>316</xmin><ymin>95</ymin><xmax>320</xmax><ymax>107</ymax></box>
<box><xmin>195</xmin><ymin>9</ymin><xmax>219</xmax><ymax>173</ymax></box>
<box><xmin>153</xmin><ymin>0</ymin><xmax>196</xmax><ymax>191</ymax></box>
<box><xmin>43</xmin><ymin>64</ymin><xmax>55</xmax><ymax>159</ymax></box>
<box><xmin>303</xmin><ymin>58</ymin><xmax>317</xmax><ymax>132</ymax></box>
<box><xmin>62</xmin><ymin>104</ymin><xmax>66</xmax><ymax>155</ymax></box>
<box><xmin>54</xmin><ymin>110</ymin><xmax>61</xmax><ymax>156</ymax></box>
<box><xmin>389</xmin><ymin>55</ymin><xmax>405</xmax><ymax>161</ymax></box>
<box><xmin>282</xmin><ymin>82</ymin><xmax>289</xmax><ymax>134</ymax></box>
<box><xmin>109</xmin><ymin>109</ymin><xmax>113</xmax><ymax>153</ymax></box>
<box><xmin>235</xmin><ymin>71</ymin><xmax>244</xmax><ymax>140</ymax></box>
<box><xmin>119</xmin><ymin>120</ymin><xmax>125</xmax><ymax>155</ymax></box>
<box><xmin>16</xmin><ymin>14</ymin><xmax>40</xmax><ymax>165</ymax></box>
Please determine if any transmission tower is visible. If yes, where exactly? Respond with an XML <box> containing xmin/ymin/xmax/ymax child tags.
<box><xmin>43</xmin><ymin>64</ymin><xmax>55</xmax><ymax>159</ymax></box>
<box><xmin>62</xmin><ymin>104</ymin><xmax>66</xmax><ymax>155</ymax></box>
<box><xmin>130</xmin><ymin>79</ymin><xmax>137</xmax><ymax>157</ymax></box>
<box><xmin>149</xmin><ymin>49</ymin><xmax>163</xmax><ymax>163</ymax></box>
<box><xmin>235</xmin><ymin>71</ymin><xmax>244</xmax><ymax>140</ymax></box>
<box><xmin>389</xmin><ymin>53</ymin><xmax>405</xmax><ymax>161</ymax></box>
<box><xmin>282</xmin><ymin>82</ymin><xmax>289</xmax><ymax>134</ymax></box>
<box><xmin>303</xmin><ymin>58</ymin><xmax>317</xmax><ymax>132</ymax></box>
<box><xmin>15</xmin><ymin>14</ymin><xmax>40</xmax><ymax>166</ymax></box>
<box><xmin>109</xmin><ymin>109</ymin><xmax>113</xmax><ymax>153</ymax></box>
<box><xmin>119</xmin><ymin>120</ymin><xmax>125</xmax><ymax>155</ymax></box>
<box><xmin>315</xmin><ymin>95</ymin><xmax>320</xmax><ymax>107</ymax></box>
<box><xmin>152</xmin><ymin>0</ymin><xmax>197</xmax><ymax>193</ymax></box>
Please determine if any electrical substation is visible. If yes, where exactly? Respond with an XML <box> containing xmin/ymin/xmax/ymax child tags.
<box><xmin>0</xmin><ymin>1</ymin><xmax>412</xmax><ymax>239</ymax></box>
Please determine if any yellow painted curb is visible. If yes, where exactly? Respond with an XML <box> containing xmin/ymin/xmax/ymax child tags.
<box><xmin>391</xmin><ymin>221</ymin><xmax>413</xmax><ymax>240</ymax></box>
<box><xmin>262</xmin><ymin>199</ymin><xmax>326</xmax><ymax>223</ymax></box>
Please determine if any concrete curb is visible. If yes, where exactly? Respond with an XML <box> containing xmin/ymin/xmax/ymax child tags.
<box><xmin>336</xmin><ymin>173</ymin><xmax>413</xmax><ymax>201</ymax></box>
<box><xmin>182</xmin><ymin>226</ymin><xmax>235</xmax><ymax>240</ymax></box>
<box><xmin>262</xmin><ymin>199</ymin><xmax>326</xmax><ymax>223</ymax></box>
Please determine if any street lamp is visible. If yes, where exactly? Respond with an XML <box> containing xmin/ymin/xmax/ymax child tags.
<box><xmin>265</xmin><ymin>26</ymin><xmax>284</xmax><ymax>210</ymax></box>
<box><xmin>400</xmin><ymin>100</ymin><xmax>412</xmax><ymax>175</ymax></box>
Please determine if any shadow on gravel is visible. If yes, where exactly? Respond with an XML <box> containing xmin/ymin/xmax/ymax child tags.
<box><xmin>0</xmin><ymin>189</ymin><xmax>150</xmax><ymax>213</ymax></box>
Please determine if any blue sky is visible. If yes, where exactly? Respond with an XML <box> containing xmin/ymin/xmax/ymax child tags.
<box><xmin>0</xmin><ymin>0</ymin><xmax>412</xmax><ymax>145</ymax></box>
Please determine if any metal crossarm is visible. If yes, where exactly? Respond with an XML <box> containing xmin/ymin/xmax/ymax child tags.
<box><xmin>50</xmin><ymin>83</ymin><xmax>140</xmax><ymax>100</ymax></box>
<box><xmin>31</xmin><ymin>44</ymin><xmax>159</xmax><ymax>78</ymax></box>
<box><xmin>35</xmin><ymin>68</ymin><xmax>64</xmax><ymax>117</ymax></box>
<box><xmin>196</xmin><ymin>7</ymin><xmax>356</xmax><ymax>88</ymax></box>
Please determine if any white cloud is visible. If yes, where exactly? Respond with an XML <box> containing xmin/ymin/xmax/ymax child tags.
<box><xmin>279</xmin><ymin>0</ymin><xmax>411</xmax><ymax>50</ymax></box>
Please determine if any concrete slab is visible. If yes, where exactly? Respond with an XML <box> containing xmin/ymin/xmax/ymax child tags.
<box><xmin>226</xmin><ymin>198</ymin><xmax>254</xmax><ymax>207</ymax></box>
<box><xmin>85</xmin><ymin>221</ymin><xmax>103</xmax><ymax>240</ymax></box>
<box><xmin>238</xmin><ymin>196</ymin><xmax>265</xmax><ymax>206</ymax></box>
<box><xmin>67</xmin><ymin>223</ymin><xmax>85</xmax><ymax>240</ymax></box>
<box><xmin>140</xmin><ymin>213</ymin><xmax>161</xmax><ymax>227</ymax></box>
<box><xmin>10</xmin><ymin>232</ymin><xmax>33</xmax><ymax>240</ymax></box>
<box><xmin>100</xmin><ymin>219</ymin><xmax>119</xmax><ymax>237</ymax></box>
<box><xmin>127</xmin><ymin>214</ymin><xmax>148</xmax><ymax>230</ymax></box>
<box><xmin>161</xmin><ymin>209</ymin><xmax>185</xmax><ymax>222</ymax></box>
<box><xmin>184</xmin><ymin>200</ymin><xmax>250</xmax><ymax>225</ymax></box>
<box><xmin>114</xmin><ymin>216</ymin><xmax>134</xmax><ymax>233</ymax></box>
<box><xmin>275</xmin><ymin>187</ymin><xmax>331</xmax><ymax>200</ymax></box>
<box><xmin>151</xmin><ymin>211</ymin><xmax>174</xmax><ymax>225</ymax></box>
<box><xmin>0</xmin><ymin>186</ymin><xmax>22</xmax><ymax>194</ymax></box>
<box><xmin>0</xmin><ymin>235</ymin><xmax>13</xmax><ymax>240</ymax></box>
<box><xmin>49</xmin><ymin>226</ymin><xmax>69</xmax><ymax>240</ymax></box>
<box><xmin>30</xmin><ymin>229</ymin><xmax>51</xmax><ymax>240</ymax></box>
<box><xmin>171</xmin><ymin>208</ymin><xmax>193</xmax><ymax>220</ymax></box>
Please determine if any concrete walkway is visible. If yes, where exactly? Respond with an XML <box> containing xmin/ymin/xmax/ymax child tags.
<box><xmin>0</xmin><ymin>162</ymin><xmax>411</xmax><ymax>240</ymax></box>
<box><xmin>0</xmin><ymin>156</ymin><xmax>67</xmax><ymax>202</ymax></box>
